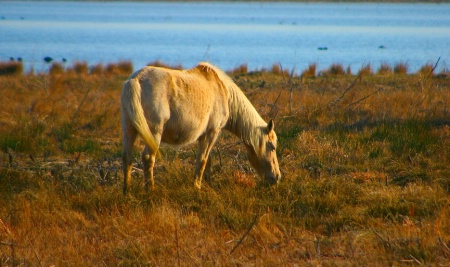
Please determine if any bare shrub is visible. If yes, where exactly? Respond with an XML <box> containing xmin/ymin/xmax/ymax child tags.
<box><xmin>418</xmin><ymin>64</ymin><xmax>434</xmax><ymax>77</ymax></box>
<box><xmin>147</xmin><ymin>60</ymin><xmax>182</xmax><ymax>70</ymax></box>
<box><xmin>301</xmin><ymin>63</ymin><xmax>316</xmax><ymax>77</ymax></box>
<box><xmin>72</xmin><ymin>61</ymin><xmax>89</xmax><ymax>75</ymax></box>
<box><xmin>271</xmin><ymin>63</ymin><xmax>290</xmax><ymax>76</ymax></box>
<box><xmin>230</xmin><ymin>64</ymin><xmax>248</xmax><ymax>74</ymax></box>
<box><xmin>117</xmin><ymin>60</ymin><xmax>133</xmax><ymax>75</ymax></box>
<box><xmin>377</xmin><ymin>63</ymin><xmax>392</xmax><ymax>75</ymax></box>
<box><xmin>394</xmin><ymin>62</ymin><xmax>408</xmax><ymax>75</ymax></box>
<box><xmin>346</xmin><ymin>65</ymin><xmax>352</xmax><ymax>75</ymax></box>
<box><xmin>0</xmin><ymin>61</ymin><xmax>23</xmax><ymax>76</ymax></box>
<box><xmin>90</xmin><ymin>64</ymin><xmax>104</xmax><ymax>76</ymax></box>
<box><xmin>105</xmin><ymin>63</ymin><xmax>119</xmax><ymax>75</ymax></box>
<box><xmin>271</xmin><ymin>63</ymin><xmax>282</xmax><ymax>75</ymax></box>
<box><xmin>329</xmin><ymin>63</ymin><xmax>346</xmax><ymax>76</ymax></box>
<box><xmin>358</xmin><ymin>64</ymin><xmax>373</xmax><ymax>76</ymax></box>
<box><xmin>49</xmin><ymin>62</ymin><xmax>65</xmax><ymax>76</ymax></box>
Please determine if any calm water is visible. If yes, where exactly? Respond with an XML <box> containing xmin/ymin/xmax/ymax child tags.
<box><xmin>1</xmin><ymin>1</ymin><xmax>449</xmax><ymax>73</ymax></box>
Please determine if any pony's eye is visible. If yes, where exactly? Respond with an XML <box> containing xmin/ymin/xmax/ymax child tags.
<box><xmin>267</xmin><ymin>142</ymin><xmax>275</xmax><ymax>150</ymax></box>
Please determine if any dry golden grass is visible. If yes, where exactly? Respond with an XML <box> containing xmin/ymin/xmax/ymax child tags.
<box><xmin>1</xmin><ymin>61</ymin><xmax>450</xmax><ymax>266</ymax></box>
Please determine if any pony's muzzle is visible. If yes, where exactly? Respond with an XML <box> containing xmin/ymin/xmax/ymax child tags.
<box><xmin>265</xmin><ymin>173</ymin><xmax>281</xmax><ymax>185</ymax></box>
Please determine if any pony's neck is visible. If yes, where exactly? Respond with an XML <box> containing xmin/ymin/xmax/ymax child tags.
<box><xmin>225</xmin><ymin>85</ymin><xmax>266</xmax><ymax>149</ymax></box>
<box><xmin>195</xmin><ymin>62</ymin><xmax>266</xmax><ymax>150</ymax></box>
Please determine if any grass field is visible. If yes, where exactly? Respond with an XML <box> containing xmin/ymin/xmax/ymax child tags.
<box><xmin>1</xmin><ymin>61</ymin><xmax>449</xmax><ymax>266</ymax></box>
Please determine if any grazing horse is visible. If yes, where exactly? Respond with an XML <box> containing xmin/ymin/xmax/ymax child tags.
<box><xmin>121</xmin><ymin>62</ymin><xmax>281</xmax><ymax>194</ymax></box>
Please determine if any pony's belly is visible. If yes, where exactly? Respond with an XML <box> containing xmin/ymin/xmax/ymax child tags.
<box><xmin>161</xmin><ymin>132</ymin><xmax>198</xmax><ymax>146</ymax></box>
<box><xmin>160</xmin><ymin>122</ymin><xmax>205</xmax><ymax>146</ymax></box>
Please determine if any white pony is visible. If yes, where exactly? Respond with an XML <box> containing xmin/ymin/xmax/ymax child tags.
<box><xmin>121</xmin><ymin>62</ymin><xmax>281</xmax><ymax>194</ymax></box>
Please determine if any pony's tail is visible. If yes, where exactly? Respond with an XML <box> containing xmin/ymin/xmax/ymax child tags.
<box><xmin>121</xmin><ymin>78</ymin><xmax>160</xmax><ymax>156</ymax></box>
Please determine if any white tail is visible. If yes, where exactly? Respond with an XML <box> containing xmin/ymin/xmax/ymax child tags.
<box><xmin>121</xmin><ymin>78</ymin><xmax>160</xmax><ymax>155</ymax></box>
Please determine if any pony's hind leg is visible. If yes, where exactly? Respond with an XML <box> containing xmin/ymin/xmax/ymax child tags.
<box><xmin>142</xmin><ymin>145</ymin><xmax>156</xmax><ymax>191</ymax></box>
<box><xmin>122</xmin><ymin>122</ymin><xmax>138</xmax><ymax>195</ymax></box>
<box><xmin>142</xmin><ymin>127</ymin><xmax>162</xmax><ymax>192</ymax></box>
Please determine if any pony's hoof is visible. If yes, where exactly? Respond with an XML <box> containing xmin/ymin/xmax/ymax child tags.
<box><xmin>194</xmin><ymin>180</ymin><xmax>202</xmax><ymax>190</ymax></box>
<box><xmin>145</xmin><ymin>184</ymin><xmax>156</xmax><ymax>192</ymax></box>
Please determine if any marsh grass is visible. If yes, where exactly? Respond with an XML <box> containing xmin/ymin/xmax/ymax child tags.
<box><xmin>1</xmin><ymin>61</ymin><xmax>450</xmax><ymax>265</ymax></box>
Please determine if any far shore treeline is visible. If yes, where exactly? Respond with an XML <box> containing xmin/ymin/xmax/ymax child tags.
<box><xmin>0</xmin><ymin>58</ymin><xmax>447</xmax><ymax>77</ymax></box>
<box><xmin>24</xmin><ymin>0</ymin><xmax>450</xmax><ymax>2</ymax></box>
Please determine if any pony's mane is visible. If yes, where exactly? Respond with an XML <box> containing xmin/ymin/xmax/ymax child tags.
<box><xmin>197</xmin><ymin>62</ymin><xmax>267</xmax><ymax>152</ymax></box>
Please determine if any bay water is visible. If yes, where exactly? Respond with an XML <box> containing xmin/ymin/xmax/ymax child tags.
<box><xmin>1</xmin><ymin>1</ymin><xmax>449</xmax><ymax>73</ymax></box>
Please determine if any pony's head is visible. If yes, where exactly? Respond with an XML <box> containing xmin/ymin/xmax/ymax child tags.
<box><xmin>246</xmin><ymin>119</ymin><xmax>281</xmax><ymax>185</ymax></box>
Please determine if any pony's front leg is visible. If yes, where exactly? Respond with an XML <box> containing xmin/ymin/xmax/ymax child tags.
<box><xmin>142</xmin><ymin>145</ymin><xmax>156</xmax><ymax>191</ymax></box>
<box><xmin>194</xmin><ymin>130</ymin><xmax>220</xmax><ymax>189</ymax></box>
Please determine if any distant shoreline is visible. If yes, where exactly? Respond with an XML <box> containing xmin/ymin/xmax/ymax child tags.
<box><xmin>3</xmin><ymin>0</ymin><xmax>450</xmax><ymax>3</ymax></box>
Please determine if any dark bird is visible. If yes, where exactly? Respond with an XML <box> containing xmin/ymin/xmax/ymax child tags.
<box><xmin>44</xmin><ymin>56</ymin><xmax>53</xmax><ymax>63</ymax></box>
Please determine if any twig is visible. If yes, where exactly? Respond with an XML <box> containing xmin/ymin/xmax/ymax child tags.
<box><xmin>328</xmin><ymin>73</ymin><xmax>362</xmax><ymax>107</ymax></box>
<box><xmin>27</xmin><ymin>237</ymin><xmax>43</xmax><ymax>267</ymax></box>
<box><xmin>345</xmin><ymin>87</ymin><xmax>383</xmax><ymax>109</ymax></box>
<box><xmin>71</xmin><ymin>86</ymin><xmax>92</xmax><ymax>125</ymax></box>
<box><xmin>279</xmin><ymin>63</ymin><xmax>297</xmax><ymax>115</ymax></box>
<box><xmin>175</xmin><ymin>222</ymin><xmax>181</xmax><ymax>267</ymax></box>
<box><xmin>437</xmin><ymin>237</ymin><xmax>450</xmax><ymax>257</ymax></box>
<box><xmin>259</xmin><ymin>84</ymin><xmax>274</xmax><ymax>111</ymax></box>
<box><xmin>229</xmin><ymin>215</ymin><xmax>258</xmax><ymax>255</ymax></box>
<box><xmin>0</xmin><ymin>219</ymin><xmax>13</xmax><ymax>237</ymax></box>
<box><xmin>409</xmin><ymin>254</ymin><xmax>423</xmax><ymax>265</ymax></box>
<box><xmin>8</xmin><ymin>150</ymin><xmax>13</xmax><ymax>167</ymax></box>
<box><xmin>268</xmin><ymin>90</ymin><xmax>283</xmax><ymax>119</ymax></box>
<box><xmin>426</xmin><ymin>56</ymin><xmax>441</xmax><ymax>80</ymax></box>
<box><xmin>219</xmin><ymin>141</ymin><xmax>242</xmax><ymax>151</ymax></box>
<box><xmin>315</xmin><ymin>235</ymin><xmax>321</xmax><ymax>258</ymax></box>
<box><xmin>215</xmin><ymin>146</ymin><xmax>223</xmax><ymax>168</ymax></box>
<box><xmin>289</xmin><ymin>83</ymin><xmax>295</xmax><ymax>115</ymax></box>
<box><xmin>372</xmin><ymin>228</ymin><xmax>389</xmax><ymax>248</ymax></box>
<box><xmin>7</xmin><ymin>241</ymin><xmax>15</xmax><ymax>267</ymax></box>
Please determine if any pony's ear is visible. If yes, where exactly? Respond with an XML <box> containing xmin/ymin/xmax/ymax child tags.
<box><xmin>267</xmin><ymin>119</ymin><xmax>275</xmax><ymax>132</ymax></box>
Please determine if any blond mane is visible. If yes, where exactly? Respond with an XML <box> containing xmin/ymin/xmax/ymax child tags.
<box><xmin>197</xmin><ymin>62</ymin><xmax>267</xmax><ymax>153</ymax></box>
